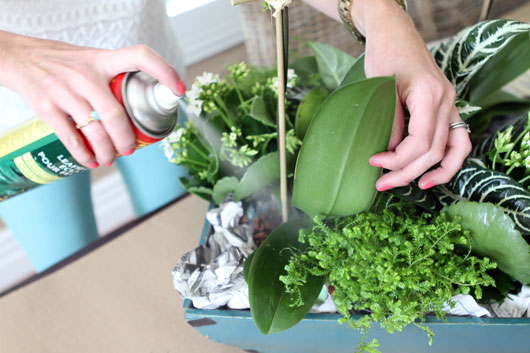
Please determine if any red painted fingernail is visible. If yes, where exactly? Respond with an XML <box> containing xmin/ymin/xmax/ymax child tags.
<box><xmin>177</xmin><ymin>81</ymin><xmax>186</xmax><ymax>96</ymax></box>
<box><xmin>369</xmin><ymin>159</ymin><xmax>383</xmax><ymax>168</ymax></box>
<box><xmin>377</xmin><ymin>184</ymin><xmax>392</xmax><ymax>192</ymax></box>
<box><xmin>104</xmin><ymin>162</ymin><xmax>113</xmax><ymax>167</ymax></box>
<box><xmin>422</xmin><ymin>182</ymin><xmax>436</xmax><ymax>190</ymax></box>
<box><xmin>89</xmin><ymin>162</ymin><xmax>99</xmax><ymax>169</ymax></box>
<box><xmin>123</xmin><ymin>148</ymin><xmax>135</xmax><ymax>156</ymax></box>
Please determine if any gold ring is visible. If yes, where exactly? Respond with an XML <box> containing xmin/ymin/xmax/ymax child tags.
<box><xmin>75</xmin><ymin>111</ymin><xmax>100</xmax><ymax>129</ymax></box>
<box><xmin>449</xmin><ymin>122</ymin><xmax>471</xmax><ymax>133</ymax></box>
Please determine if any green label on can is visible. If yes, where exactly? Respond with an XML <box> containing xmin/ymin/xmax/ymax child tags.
<box><xmin>0</xmin><ymin>118</ymin><xmax>87</xmax><ymax>201</ymax></box>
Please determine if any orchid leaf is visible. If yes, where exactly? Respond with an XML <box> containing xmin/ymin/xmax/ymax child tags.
<box><xmin>307</xmin><ymin>42</ymin><xmax>355</xmax><ymax>90</ymax></box>
<box><xmin>446</xmin><ymin>201</ymin><xmax>530</xmax><ymax>284</ymax></box>
<box><xmin>212</xmin><ymin>176</ymin><xmax>239</xmax><ymax>204</ymax></box>
<box><xmin>292</xmin><ymin>77</ymin><xmax>396</xmax><ymax>217</ymax></box>
<box><xmin>434</xmin><ymin>158</ymin><xmax>530</xmax><ymax>235</ymax></box>
<box><xmin>247</xmin><ymin>219</ymin><xmax>325</xmax><ymax>334</ymax></box>
<box><xmin>294</xmin><ymin>87</ymin><xmax>328</xmax><ymax>140</ymax></box>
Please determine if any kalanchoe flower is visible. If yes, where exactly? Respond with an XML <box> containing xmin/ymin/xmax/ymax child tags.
<box><xmin>228</xmin><ymin>62</ymin><xmax>250</xmax><ymax>82</ymax></box>
<box><xmin>286</xmin><ymin>129</ymin><xmax>302</xmax><ymax>154</ymax></box>
<box><xmin>266</xmin><ymin>68</ymin><xmax>298</xmax><ymax>96</ymax></box>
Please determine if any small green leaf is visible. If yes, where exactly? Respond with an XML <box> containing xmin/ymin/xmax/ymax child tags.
<box><xmin>247</xmin><ymin>219</ymin><xmax>325</xmax><ymax>334</ymax></box>
<box><xmin>212</xmin><ymin>176</ymin><xmax>239</xmax><ymax>204</ymax></box>
<box><xmin>290</xmin><ymin>56</ymin><xmax>319</xmax><ymax>86</ymax></box>
<box><xmin>294</xmin><ymin>87</ymin><xmax>329</xmax><ymax>140</ymax></box>
<box><xmin>446</xmin><ymin>201</ymin><xmax>530</xmax><ymax>284</ymax></box>
<box><xmin>307</xmin><ymin>42</ymin><xmax>355</xmax><ymax>90</ymax></box>
<box><xmin>233</xmin><ymin>152</ymin><xmax>280</xmax><ymax>201</ymax></box>
<box><xmin>179</xmin><ymin>177</ymin><xmax>212</xmax><ymax>202</ymax></box>
<box><xmin>292</xmin><ymin>77</ymin><xmax>397</xmax><ymax>217</ymax></box>
<box><xmin>339</xmin><ymin>54</ymin><xmax>366</xmax><ymax>87</ymax></box>
<box><xmin>249</xmin><ymin>96</ymin><xmax>276</xmax><ymax>127</ymax></box>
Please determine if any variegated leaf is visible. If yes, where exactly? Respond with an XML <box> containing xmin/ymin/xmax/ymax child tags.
<box><xmin>431</xmin><ymin>20</ymin><xmax>530</xmax><ymax>99</ymax></box>
<box><xmin>389</xmin><ymin>181</ymin><xmax>441</xmax><ymax>212</ymax></box>
<box><xmin>433</xmin><ymin>158</ymin><xmax>530</xmax><ymax>235</ymax></box>
<box><xmin>456</xmin><ymin>99</ymin><xmax>481</xmax><ymax>120</ymax></box>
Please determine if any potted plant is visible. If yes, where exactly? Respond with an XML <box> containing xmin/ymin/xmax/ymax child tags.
<box><xmin>166</xmin><ymin>9</ymin><xmax>530</xmax><ymax>352</ymax></box>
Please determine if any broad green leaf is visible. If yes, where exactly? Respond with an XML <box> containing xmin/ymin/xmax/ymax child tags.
<box><xmin>248</xmin><ymin>219</ymin><xmax>325</xmax><ymax>334</ymax></box>
<box><xmin>339</xmin><ymin>54</ymin><xmax>366</xmax><ymax>87</ymax></box>
<box><xmin>431</xmin><ymin>20</ymin><xmax>530</xmax><ymax>99</ymax></box>
<box><xmin>212</xmin><ymin>176</ymin><xmax>239</xmax><ymax>204</ymax></box>
<box><xmin>446</xmin><ymin>202</ymin><xmax>530</xmax><ymax>284</ymax></box>
<box><xmin>294</xmin><ymin>87</ymin><xmax>329</xmax><ymax>140</ymax></box>
<box><xmin>290</xmin><ymin>56</ymin><xmax>319</xmax><ymax>86</ymax></box>
<box><xmin>292</xmin><ymin>77</ymin><xmax>396</xmax><ymax>217</ymax></box>
<box><xmin>179</xmin><ymin>177</ymin><xmax>212</xmax><ymax>202</ymax></box>
<box><xmin>470</xmin><ymin>31</ymin><xmax>530</xmax><ymax>103</ymax></box>
<box><xmin>434</xmin><ymin>158</ymin><xmax>530</xmax><ymax>235</ymax></box>
<box><xmin>233</xmin><ymin>152</ymin><xmax>279</xmax><ymax>201</ymax></box>
<box><xmin>307</xmin><ymin>42</ymin><xmax>355</xmax><ymax>90</ymax></box>
<box><xmin>250</xmin><ymin>96</ymin><xmax>276</xmax><ymax>127</ymax></box>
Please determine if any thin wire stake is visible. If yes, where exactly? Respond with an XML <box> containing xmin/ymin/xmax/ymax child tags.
<box><xmin>275</xmin><ymin>10</ymin><xmax>289</xmax><ymax>223</ymax></box>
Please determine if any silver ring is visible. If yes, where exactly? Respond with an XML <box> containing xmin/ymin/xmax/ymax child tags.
<box><xmin>449</xmin><ymin>122</ymin><xmax>471</xmax><ymax>133</ymax></box>
<box><xmin>75</xmin><ymin>111</ymin><xmax>100</xmax><ymax>129</ymax></box>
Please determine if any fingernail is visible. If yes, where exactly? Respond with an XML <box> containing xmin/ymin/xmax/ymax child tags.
<box><xmin>422</xmin><ymin>182</ymin><xmax>436</xmax><ymax>190</ymax></box>
<box><xmin>104</xmin><ymin>162</ymin><xmax>113</xmax><ymax>167</ymax></box>
<box><xmin>377</xmin><ymin>184</ymin><xmax>392</xmax><ymax>192</ymax></box>
<box><xmin>369</xmin><ymin>159</ymin><xmax>383</xmax><ymax>168</ymax></box>
<box><xmin>89</xmin><ymin>162</ymin><xmax>99</xmax><ymax>169</ymax></box>
<box><xmin>177</xmin><ymin>81</ymin><xmax>186</xmax><ymax>96</ymax></box>
<box><xmin>123</xmin><ymin>148</ymin><xmax>135</xmax><ymax>156</ymax></box>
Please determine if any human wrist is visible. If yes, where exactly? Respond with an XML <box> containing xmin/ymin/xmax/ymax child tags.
<box><xmin>351</xmin><ymin>0</ymin><xmax>408</xmax><ymax>37</ymax></box>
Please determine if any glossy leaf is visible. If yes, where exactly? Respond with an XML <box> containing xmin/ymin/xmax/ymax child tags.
<box><xmin>247</xmin><ymin>219</ymin><xmax>325</xmax><ymax>334</ymax></box>
<box><xmin>233</xmin><ymin>153</ymin><xmax>280</xmax><ymax>201</ymax></box>
<box><xmin>250</xmin><ymin>96</ymin><xmax>276</xmax><ymax>127</ymax></box>
<box><xmin>446</xmin><ymin>202</ymin><xmax>530</xmax><ymax>284</ymax></box>
<box><xmin>434</xmin><ymin>158</ymin><xmax>530</xmax><ymax>235</ymax></box>
<box><xmin>470</xmin><ymin>31</ymin><xmax>530</xmax><ymax>103</ymax></box>
<box><xmin>431</xmin><ymin>20</ymin><xmax>530</xmax><ymax>99</ymax></box>
<box><xmin>294</xmin><ymin>87</ymin><xmax>329</xmax><ymax>139</ymax></box>
<box><xmin>339</xmin><ymin>54</ymin><xmax>366</xmax><ymax>87</ymax></box>
<box><xmin>243</xmin><ymin>250</ymin><xmax>255</xmax><ymax>284</ymax></box>
<box><xmin>307</xmin><ymin>42</ymin><xmax>355</xmax><ymax>90</ymax></box>
<box><xmin>292</xmin><ymin>77</ymin><xmax>396</xmax><ymax>217</ymax></box>
<box><xmin>212</xmin><ymin>176</ymin><xmax>239</xmax><ymax>204</ymax></box>
<box><xmin>389</xmin><ymin>181</ymin><xmax>441</xmax><ymax>212</ymax></box>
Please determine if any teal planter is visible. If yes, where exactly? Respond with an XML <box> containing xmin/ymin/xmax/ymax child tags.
<box><xmin>183</xmin><ymin>212</ymin><xmax>530</xmax><ymax>353</ymax></box>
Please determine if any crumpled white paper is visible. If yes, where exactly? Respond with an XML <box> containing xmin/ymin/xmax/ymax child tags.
<box><xmin>490</xmin><ymin>285</ymin><xmax>530</xmax><ymax>318</ymax></box>
<box><xmin>173</xmin><ymin>201</ymin><xmax>254</xmax><ymax>310</ymax></box>
<box><xmin>444</xmin><ymin>294</ymin><xmax>492</xmax><ymax>317</ymax></box>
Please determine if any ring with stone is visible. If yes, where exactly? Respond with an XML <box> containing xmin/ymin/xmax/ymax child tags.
<box><xmin>75</xmin><ymin>111</ymin><xmax>100</xmax><ymax>129</ymax></box>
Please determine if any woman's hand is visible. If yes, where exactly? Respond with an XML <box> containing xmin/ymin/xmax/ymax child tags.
<box><xmin>352</xmin><ymin>0</ymin><xmax>472</xmax><ymax>191</ymax></box>
<box><xmin>0</xmin><ymin>31</ymin><xmax>185</xmax><ymax>168</ymax></box>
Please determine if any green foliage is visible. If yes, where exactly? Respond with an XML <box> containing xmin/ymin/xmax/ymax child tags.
<box><xmin>246</xmin><ymin>219</ymin><xmax>326</xmax><ymax>335</ymax></box>
<box><xmin>292</xmin><ymin>77</ymin><xmax>396</xmax><ymax>217</ymax></box>
<box><xmin>307</xmin><ymin>42</ymin><xmax>355</xmax><ymax>90</ymax></box>
<box><xmin>446</xmin><ymin>202</ymin><xmax>530</xmax><ymax>284</ymax></box>
<box><xmin>281</xmin><ymin>198</ymin><xmax>496</xmax><ymax>349</ymax></box>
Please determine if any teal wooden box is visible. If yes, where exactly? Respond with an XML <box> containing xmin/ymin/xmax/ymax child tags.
<box><xmin>183</xmin><ymin>212</ymin><xmax>530</xmax><ymax>353</ymax></box>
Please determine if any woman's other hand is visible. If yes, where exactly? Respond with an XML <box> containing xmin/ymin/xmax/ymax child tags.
<box><xmin>0</xmin><ymin>31</ymin><xmax>185</xmax><ymax>168</ymax></box>
<box><xmin>352</xmin><ymin>0</ymin><xmax>472</xmax><ymax>191</ymax></box>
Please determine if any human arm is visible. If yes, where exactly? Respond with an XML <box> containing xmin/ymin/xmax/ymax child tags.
<box><xmin>0</xmin><ymin>30</ymin><xmax>185</xmax><ymax>168</ymax></box>
<box><xmin>303</xmin><ymin>0</ymin><xmax>471</xmax><ymax>190</ymax></box>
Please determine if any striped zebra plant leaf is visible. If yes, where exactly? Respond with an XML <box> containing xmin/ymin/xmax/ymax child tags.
<box><xmin>456</xmin><ymin>99</ymin><xmax>481</xmax><ymax>121</ymax></box>
<box><xmin>389</xmin><ymin>181</ymin><xmax>441</xmax><ymax>212</ymax></box>
<box><xmin>433</xmin><ymin>158</ymin><xmax>530</xmax><ymax>235</ymax></box>
<box><xmin>430</xmin><ymin>20</ymin><xmax>530</xmax><ymax>100</ymax></box>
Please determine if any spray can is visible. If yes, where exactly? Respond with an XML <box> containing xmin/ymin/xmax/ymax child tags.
<box><xmin>0</xmin><ymin>71</ymin><xmax>180</xmax><ymax>201</ymax></box>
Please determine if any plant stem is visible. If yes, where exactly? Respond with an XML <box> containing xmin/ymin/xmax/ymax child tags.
<box><xmin>188</xmin><ymin>141</ymin><xmax>211</xmax><ymax>161</ymax></box>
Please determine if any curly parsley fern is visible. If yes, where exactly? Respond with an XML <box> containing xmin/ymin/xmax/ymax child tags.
<box><xmin>280</xmin><ymin>199</ymin><xmax>496</xmax><ymax>351</ymax></box>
